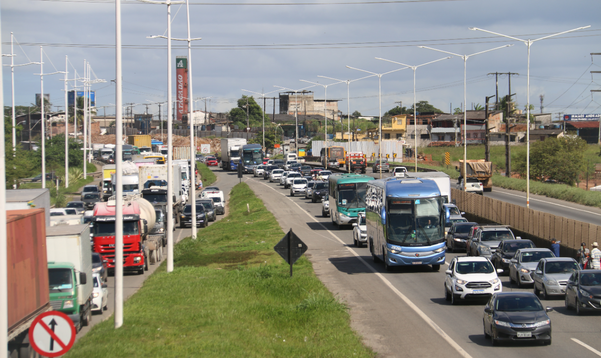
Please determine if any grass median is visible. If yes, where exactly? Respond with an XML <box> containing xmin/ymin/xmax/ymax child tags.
<box><xmin>65</xmin><ymin>182</ymin><xmax>374</xmax><ymax>358</ymax></box>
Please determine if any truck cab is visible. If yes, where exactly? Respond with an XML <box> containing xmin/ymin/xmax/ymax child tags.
<box><xmin>48</xmin><ymin>262</ymin><xmax>90</xmax><ymax>330</ymax></box>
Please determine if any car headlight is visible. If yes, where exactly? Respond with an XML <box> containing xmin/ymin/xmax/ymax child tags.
<box><xmin>93</xmin><ymin>266</ymin><xmax>100</xmax><ymax>273</ymax></box>
<box><xmin>490</xmin><ymin>278</ymin><xmax>500</xmax><ymax>285</ymax></box>
<box><xmin>480</xmin><ymin>246</ymin><xmax>491</xmax><ymax>254</ymax></box>
<box><xmin>532</xmin><ymin>319</ymin><xmax>550</xmax><ymax>327</ymax></box>
<box><xmin>456</xmin><ymin>279</ymin><xmax>467</xmax><ymax>285</ymax></box>
<box><xmin>519</xmin><ymin>268</ymin><xmax>530</xmax><ymax>273</ymax></box>
<box><xmin>502</xmin><ymin>258</ymin><xmax>511</xmax><ymax>263</ymax></box>
<box><xmin>93</xmin><ymin>292</ymin><xmax>100</xmax><ymax>298</ymax></box>
<box><xmin>63</xmin><ymin>300</ymin><xmax>74</xmax><ymax>309</ymax></box>
<box><xmin>579</xmin><ymin>288</ymin><xmax>593</xmax><ymax>298</ymax></box>
<box><xmin>545</xmin><ymin>278</ymin><xmax>558</xmax><ymax>285</ymax></box>
<box><xmin>434</xmin><ymin>247</ymin><xmax>444</xmax><ymax>253</ymax></box>
<box><xmin>494</xmin><ymin>320</ymin><xmax>511</xmax><ymax>327</ymax></box>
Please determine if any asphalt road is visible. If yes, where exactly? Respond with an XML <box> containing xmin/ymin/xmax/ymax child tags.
<box><xmin>239</xmin><ymin>170</ymin><xmax>601</xmax><ymax>358</ymax></box>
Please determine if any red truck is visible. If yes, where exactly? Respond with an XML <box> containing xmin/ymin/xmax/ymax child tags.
<box><xmin>345</xmin><ymin>152</ymin><xmax>367</xmax><ymax>173</ymax></box>
<box><xmin>92</xmin><ymin>195</ymin><xmax>156</xmax><ymax>274</ymax></box>
<box><xmin>7</xmin><ymin>209</ymin><xmax>50</xmax><ymax>357</ymax></box>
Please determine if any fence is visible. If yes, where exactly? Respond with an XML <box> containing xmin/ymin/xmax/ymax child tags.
<box><xmin>311</xmin><ymin>140</ymin><xmax>405</xmax><ymax>161</ymax></box>
<box><xmin>453</xmin><ymin>188</ymin><xmax>600</xmax><ymax>256</ymax></box>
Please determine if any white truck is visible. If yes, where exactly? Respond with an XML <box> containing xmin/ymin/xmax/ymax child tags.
<box><xmin>173</xmin><ymin>159</ymin><xmax>191</xmax><ymax>197</ymax></box>
<box><xmin>408</xmin><ymin>171</ymin><xmax>452</xmax><ymax>204</ymax></box>
<box><xmin>46</xmin><ymin>224</ymin><xmax>94</xmax><ymax>331</ymax></box>
<box><xmin>220</xmin><ymin>138</ymin><xmax>247</xmax><ymax>171</ymax></box>
<box><xmin>138</xmin><ymin>164</ymin><xmax>185</xmax><ymax>221</ymax></box>
<box><xmin>111</xmin><ymin>161</ymin><xmax>139</xmax><ymax>194</ymax></box>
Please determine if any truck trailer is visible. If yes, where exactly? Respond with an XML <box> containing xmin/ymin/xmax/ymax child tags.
<box><xmin>220</xmin><ymin>138</ymin><xmax>247</xmax><ymax>171</ymax></box>
<box><xmin>458</xmin><ymin>159</ymin><xmax>493</xmax><ymax>192</ymax></box>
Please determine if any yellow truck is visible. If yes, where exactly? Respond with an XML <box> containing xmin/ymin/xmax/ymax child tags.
<box><xmin>102</xmin><ymin>164</ymin><xmax>116</xmax><ymax>200</ymax></box>
<box><xmin>458</xmin><ymin>159</ymin><xmax>493</xmax><ymax>191</ymax></box>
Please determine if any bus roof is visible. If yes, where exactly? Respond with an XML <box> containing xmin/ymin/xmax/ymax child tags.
<box><xmin>368</xmin><ymin>177</ymin><xmax>441</xmax><ymax>198</ymax></box>
<box><xmin>329</xmin><ymin>173</ymin><xmax>374</xmax><ymax>185</ymax></box>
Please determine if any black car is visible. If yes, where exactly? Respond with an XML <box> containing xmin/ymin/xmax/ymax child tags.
<box><xmin>82</xmin><ymin>193</ymin><xmax>101</xmax><ymax>210</ymax></box>
<box><xmin>565</xmin><ymin>269</ymin><xmax>601</xmax><ymax>315</ymax></box>
<box><xmin>491</xmin><ymin>239</ymin><xmax>535</xmax><ymax>273</ymax></box>
<box><xmin>273</xmin><ymin>159</ymin><xmax>285</xmax><ymax>169</ymax></box>
<box><xmin>445</xmin><ymin>222</ymin><xmax>478</xmax><ymax>253</ymax></box>
<box><xmin>92</xmin><ymin>252</ymin><xmax>108</xmax><ymax>282</ymax></box>
<box><xmin>180</xmin><ymin>204</ymin><xmax>207</xmax><ymax>228</ymax></box>
<box><xmin>483</xmin><ymin>292</ymin><xmax>553</xmax><ymax>346</ymax></box>
<box><xmin>262</xmin><ymin>165</ymin><xmax>279</xmax><ymax>180</ymax></box>
<box><xmin>66</xmin><ymin>201</ymin><xmax>86</xmax><ymax>215</ymax></box>
<box><xmin>299</xmin><ymin>165</ymin><xmax>312</xmax><ymax>176</ymax></box>
<box><xmin>311</xmin><ymin>182</ymin><xmax>329</xmax><ymax>203</ymax></box>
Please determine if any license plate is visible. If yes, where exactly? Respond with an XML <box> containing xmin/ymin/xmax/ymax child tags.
<box><xmin>412</xmin><ymin>261</ymin><xmax>422</xmax><ymax>265</ymax></box>
<box><xmin>473</xmin><ymin>289</ymin><xmax>485</xmax><ymax>293</ymax></box>
<box><xmin>517</xmin><ymin>332</ymin><xmax>531</xmax><ymax>338</ymax></box>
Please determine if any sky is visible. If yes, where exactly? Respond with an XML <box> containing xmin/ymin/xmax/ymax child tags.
<box><xmin>2</xmin><ymin>0</ymin><xmax>601</xmax><ymax>122</ymax></box>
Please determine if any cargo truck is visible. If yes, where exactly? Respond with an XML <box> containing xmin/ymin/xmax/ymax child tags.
<box><xmin>345</xmin><ymin>152</ymin><xmax>367</xmax><ymax>173</ymax></box>
<box><xmin>138</xmin><ymin>164</ymin><xmax>185</xmax><ymax>220</ymax></box>
<box><xmin>458</xmin><ymin>159</ymin><xmax>493</xmax><ymax>192</ymax></box>
<box><xmin>128</xmin><ymin>134</ymin><xmax>152</xmax><ymax>148</ymax></box>
<box><xmin>102</xmin><ymin>164</ymin><xmax>116</xmax><ymax>200</ymax></box>
<box><xmin>220</xmin><ymin>138</ymin><xmax>247</xmax><ymax>171</ymax></box>
<box><xmin>111</xmin><ymin>161</ymin><xmax>139</xmax><ymax>194</ymax></box>
<box><xmin>92</xmin><ymin>194</ymin><xmax>156</xmax><ymax>274</ymax></box>
<box><xmin>408</xmin><ymin>171</ymin><xmax>452</xmax><ymax>204</ymax></box>
<box><xmin>46</xmin><ymin>224</ymin><xmax>94</xmax><ymax>332</ymax></box>
<box><xmin>7</xmin><ymin>209</ymin><xmax>51</xmax><ymax>358</ymax></box>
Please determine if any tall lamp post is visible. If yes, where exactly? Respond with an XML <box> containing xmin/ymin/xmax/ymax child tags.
<box><xmin>375</xmin><ymin>56</ymin><xmax>451</xmax><ymax>173</ymax></box>
<box><xmin>469</xmin><ymin>26</ymin><xmax>590</xmax><ymax>207</ymax></box>
<box><xmin>274</xmin><ymin>85</ymin><xmax>316</xmax><ymax>158</ymax></box>
<box><xmin>242</xmin><ymin>89</ymin><xmax>279</xmax><ymax>152</ymax></box>
<box><xmin>317</xmin><ymin>74</ymin><xmax>376</xmax><ymax>172</ymax></box>
<box><xmin>419</xmin><ymin>44</ymin><xmax>512</xmax><ymax>190</ymax></box>
<box><xmin>345</xmin><ymin>65</ymin><xmax>408</xmax><ymax>178</ymax></box>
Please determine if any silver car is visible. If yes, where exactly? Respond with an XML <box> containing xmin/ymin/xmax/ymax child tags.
<box><xmin>508</xmin><ymin>248</ymin><xmax>555</xmax><ymax>287</ymax></box>
<box><xmin>532</xmin><ymin>257</ymin><xmax>580</xmax><ymax>299</ymax></box>
<box><xmin>304</xmin><ymin>181</ymin><xmax>317</xmax><ymax>199</ymax></box>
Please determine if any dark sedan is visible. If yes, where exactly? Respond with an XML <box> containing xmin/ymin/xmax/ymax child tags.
<box><xmin>311</xmin><ymin>182</ymin><xmax>329</xmax><ymax>203</ymax></box>
<box><xmin>483</xmin><ymin>292</ymin><xmax>552</xmax><ymax>346</ymax></box>
<box><xmin>179</xmin><ymin>204</ymin><xmax>207</xmax><ymax>228</ymax></box>
<box><xmin>445</xmin><ymin>222</ymin><xmax>478</xmax><ymax>253</ymax></box>
<box><xmin>299</xmin><ymin>165</ymin><xmax>312</xmax><ymax>176</ymax></box>
<box><xmin>491</xmin><ymin>239</ymin><xmax>535</xmax><ymax>273</ymax></box>
<box><xmin>565</xmin><ymin>270</ymin><xmax>601</xmax><ymax>315</ymax></box>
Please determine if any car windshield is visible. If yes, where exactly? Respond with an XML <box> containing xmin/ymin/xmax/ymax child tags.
<box><xmin>67</xmin><ymin>202</ymin><xmax>84</xmax><ymax>208</ymax></box>
<box><xmin>358</xmin><ymin>214</ymin><xmax>366</xmax><ymax>225</ymax></box>
<box><xmin>314</xmin><ymin>183</ymin><xmax>328</xmax><ymax>190</ymax></box>
<box><xmin>49</xmin><ymin>268</ymin><xmax>73</xmax><ymax>291</ymax></box>
<box><xmin>184</xmin><ymin>205</ymin><xmax>205</xmax><ymax>213</ymax></box>
<box><xmin>503</xmin><ymin>241</ymin><xmax>534</xmax><ymax>253</ymax></box>
<box><xmin>580</xmin><ymin>273</ymin><xmax>601</xmax><ymax>286</ymax></box>
<box><xmin>293</xmin><ymin>179</ymin><xmax>307</xmax><ymax>185</ymax></box>
<box><xmin>211</xmin><ymin>197</ymin><xmax>221</xmax><ymax>203</ymax></box>
<box><xmin>456</xmin><ymin>261</ymin><xmax>494</xmax><ymax>274</ymax></box>
<box><xmin>50</xmin><ymin>211</ymin><xmax>65</xmax><ymax>216</ymax></box>
<box><xmin>447</xmin><ymin>206</ymin><xmax>461</xmax><ymax>216</ymax></box>
<box><xmin>495</xmin><ymin>296</ymin><xmax>543</xmax><ymax>312</ymax></box>
<box><xmin>481</xmin><ymin>230</ymin><xmax>512</xmax><ymax>241</ymax></box>
<box><xmin>198</xmin><ymin>202</ymin><xmax>213</xmax><ymax>210</ymax></box>
<box><xmin>84</xmin><ymin>193</ymin><xmax>98</xmax><ymax>199</ymax></box>
<box><xmin>520</xmin><ymin>251</ymin><xmax>555</xmax><ymax>263</ymax></box>
<box><xmin>92</xmin><ymin>254</ymin><xmax>101</xmax><ymax>264</ymax></box>
<box><xmin>320</xmin><ymin>171</ymin><xmax>332</xmax><ymax>176</ymax></box>
<box><xmin>450</xmin><ymin>218</ymin><xmax>467</xmax><ymax>224</ymax></box>
<box><xmin>83</xmin><ymin>187</ymin><xmax>97</xmax><ymax>192</ymax></box>
<box><xmin>544</xmin><ymin>261</ymin><xmax>579</xmax><ymax>274</ymax></box>
<box><xmin>455</xmin><ymin>224</ymin><xmax>474</xmax><ymax>234</ymax></box>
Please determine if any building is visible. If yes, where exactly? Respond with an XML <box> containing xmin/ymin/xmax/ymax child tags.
<box><xmin>364</xmin><ymin>115</ymin><xmax>407</xmax><ymax>142</ymax></box>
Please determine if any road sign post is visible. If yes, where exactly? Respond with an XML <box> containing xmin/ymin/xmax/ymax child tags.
<box><xmin>29</xmin><ymin>311</ymin><xmax>76</xmax><ymax>357</ymax></box>
<box><xmin>274</xmin><ymin>229</ymin><xmax>307</xmax><ymax>277</ymax></box>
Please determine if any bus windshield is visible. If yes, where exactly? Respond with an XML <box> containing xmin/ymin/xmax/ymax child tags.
<box><xmin>387</xmin><ymin>197</ymin><xmax>443</xmax><ymax>245</ymax></box>
<box><xmin>337</xmin><ymin>182</ymin><xmax>368</xmax><ymax>209</ymax></box>
<box><xmin>243</xmin><ymin>149</ymin><xmax>263</xmax><ymax>165</ymax></box>
<box><xmin>330</xmin><ymin>147</ymin><xmax>345</xmax><ymax>160</ymax></box>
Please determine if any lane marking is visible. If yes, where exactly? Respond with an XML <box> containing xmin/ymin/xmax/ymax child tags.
<box><xmin>572</xmin><ymin>338</ymin><xmax>601</xmax><ymax>356</ymax></box>
<box><xmin>250</xmin><ymin>178</ymin><xmax>473</xmax><ymax>358</ymax></box>
<box><xmin>491</xmin><ymin>189</ymin><xmax>601</xmax><ymax>217</ymax></box>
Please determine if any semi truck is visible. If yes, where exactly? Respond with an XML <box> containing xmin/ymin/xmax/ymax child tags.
<box><xmin>92</xmin><ymin>194</ymin><xmax>156</xmax><ymax>274</ymax></box>
<box><xmin>458</xmin><ymin>159</ymin><xmax>493</xmax><ymax>192</ymax></box>
<box><xmin>46</xmin><ymin>224</ymin><xmax>94</xmax><ymax>332</ymax></box>
<box><xmin>138</xmin><ymin>164</ymin><xmax>185</xmax><ymax>220</ymax></box>
<box><xmin>220</xmin><ymin>138</ymin><xmax>247</xmax><ymax>171</ymax></box>
<box><xmin>102</xmin><ymin>164</ymin><xmax>116</xmax><ymax>200</ymax></box>
<box><xmin>7</xmin><ymin>209</ymin><xmax>51</xmax><ymax>358</ymax></box>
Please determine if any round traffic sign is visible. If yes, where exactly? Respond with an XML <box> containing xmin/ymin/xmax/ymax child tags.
<box><xmin>29</xmin><ymin>311</ymin><xmax>76</xmax><ymax>357</ymax></box>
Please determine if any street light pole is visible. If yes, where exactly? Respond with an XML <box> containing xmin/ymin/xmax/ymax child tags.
<box><xmin>375</xmin><ymin>56</ymin><xmax>451</xmax><ymax>173</ymax></box>
<box><xmin>469</xmin><ymin>25</ymin><xmax>590</xmax><ymax>207</ymax></box>
<box><xmin>242</xmin><ymin>89</ymin><xmax>279</xmax><ymax>152</ymax></box>
<box><xmin>419</xmin><ymin>44</ymin><xmax>512</xmax><ymax>190</ymax></box>
<box><xmin>345</xmin><ymin>65</ymin><xmax>408</xmax><ymax>178</ymax></box>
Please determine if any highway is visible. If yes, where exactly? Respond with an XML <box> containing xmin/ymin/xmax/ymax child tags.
<box><xmin>238</xmin><ymin>168</ymin><xmax>601</xmax><ymax>358</ymax></box>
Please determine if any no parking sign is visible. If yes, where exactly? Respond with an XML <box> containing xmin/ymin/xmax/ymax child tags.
<box><xmin>29</xmin><ymin>311</ymin><xmax>76</xmax><ymax>357</ymax></box>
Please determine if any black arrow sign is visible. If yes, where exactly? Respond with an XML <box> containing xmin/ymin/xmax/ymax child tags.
<box><xmin>48</xmin><ymin>319</ymin><xmax>58</xmax><ymax>351</ymax></box>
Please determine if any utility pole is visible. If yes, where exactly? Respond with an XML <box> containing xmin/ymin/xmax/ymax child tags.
<box><xmin>591</xmin><ymin>53</ymin><xmax>601</xmax><ymax>144</ymax></box>
<box><xmin>484</xmin><ymin>94</ymin><xmax>495</xmax><ymax>162</ymax></box>
<box><xmin>488</xmin><ymin>72</ymin><xmax>519</xmax><ymax>110</ymax></box>
<box><xmin>505</xmin><ymin>93</ymin><xmax>516</xmax><ymax>178</ymax></box>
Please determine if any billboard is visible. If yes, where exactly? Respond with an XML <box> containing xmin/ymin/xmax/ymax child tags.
<box><xmin>67</xmin><ymin>90</ymin><xmax>95</xmax><ymax>107</ymax></box>
<box><xmin>176</xmin><ymin>56</ymin><xmax>188</xmax><ymax>122</ymax></box>
<box><xmin>563</xmin><ymin>114</ymin><xmax>601</xmax><ymax>121</ymax></box>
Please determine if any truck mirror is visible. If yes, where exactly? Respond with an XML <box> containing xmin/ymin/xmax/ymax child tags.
<box><xmin>79</xmin><ymin>272</ymin><xmax>87</xmax><ymax>285</ymax></box>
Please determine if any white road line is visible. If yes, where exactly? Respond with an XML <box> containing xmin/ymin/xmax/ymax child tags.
<box><xmin>251</xmin><ymin>178</ymin><xmax>473</xmax><ymax>358</ymax></box>
<box><xmin>493</xmin><ymin>190</ymin><xmax>601</xmax><ymax>217</ymax></box>
<box><xmin>571</xmin><ymin>338</ymin><xmax>601</xmax><ymax>356</ymax></box>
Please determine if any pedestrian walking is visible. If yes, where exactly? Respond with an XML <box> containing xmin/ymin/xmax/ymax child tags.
<box><xmin>591</xmin><ymin>242</ymin><xmax>601</xmax><ymax>270</ymax></box>
<box><xmin>550</xmin><ymin>238</ymin><xmax>561</xmax><ymax>257</ymax></box>
<box><xmin>577</xmin><ymin>242</ymin><xmax>590</xmax><ymax>269</ymax></box>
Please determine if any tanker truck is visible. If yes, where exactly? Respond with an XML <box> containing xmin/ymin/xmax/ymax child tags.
<box><xmin>91</xmin><ymin>194</ymin><xmax>156</xmax><ymax>275</ymax></box>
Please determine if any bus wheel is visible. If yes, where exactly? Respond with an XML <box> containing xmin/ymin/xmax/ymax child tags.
<box><xmin>432</xmin><ymin>264</ymin><xmax>440</xmax><ymax>271</ymax></box>
<box><xmin>384</xmin><ymin>250</ymin><xmax>392</xmax><ymax>272</ymax></box>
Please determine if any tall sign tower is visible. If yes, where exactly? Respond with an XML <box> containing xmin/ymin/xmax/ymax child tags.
<box><xmin>176</xmin><ymin>56</ymin><xmax>188</xmax><ymax>122</ymax></box>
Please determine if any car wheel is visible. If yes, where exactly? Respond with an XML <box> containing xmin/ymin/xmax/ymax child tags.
<box><xmin>353</xmin><ymin>235</ymin><xmax>358</xmax><ymax>247</ymax></box>
<box><xmin>290</xmin><ymin>191</ymin><xmax>294</xmax><ymax>197</ymax></box>
<box><xmin>545</xmin><ymin>337</ymin><xmax>552</xmax><ymax>345</ymax></box>
<box><xmin>533</xmin><ymin>284</ymin><xmax>540</xmax><ymax>297</ymax></box>
<box><xmin>82</xmin><ymin>308</ymin><xmax>91</xmax><ymax>327</ymax></box>
<box><xmin>565</xmin><ymin>294</ymin><xmax>571</xmax><ymax>310</ymax></box>
<box><xmin>576</xmin><ymin>299</ymin><xmax>582</xmax><ymax>315</ymax></box>
<box><xmin>483</xmin><ymin>321</ymin><xmax>490</xmax><ymax>339</ymax></box>
<box><xmin>490</xmin><ymin>332</ymin><xmax>498</xmax><ymax>346</ymax></box>
<box><xmin>371</xmin><ymin>242</ymin><xmax>379</xmax><ymax>263</ymax></box>
<box><xmin>445</xmin><ymin>283</ymin><xmax>451</xmax><ymax>301</ymax></box>
<box><xmin>322</xmin><ymin>209</ymin><xmax>327</xmax><ymax>217</ymax></box>
<box><xmin>541</xmin><ymin>285</ymin><xmax>549</xmax><ymax>300</ymax></box>
<box><xmin>451</xmin><ymin>291</ymin><xmax>458</xmax><ymax>305</ymax></box>
<box><xmin>432</xmin><ymin>264</ymin><xmax>440</xmax><ymax>272</ymax></box>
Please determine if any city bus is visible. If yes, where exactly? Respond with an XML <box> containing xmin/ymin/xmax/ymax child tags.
<box><xmin>320</xmin><ymin>146</ymin><xmax>346</xmax><ymax>167</ymax></box>
<box><xmin>240</xmin><ymin>144</ymin><xmax>264</xmax><ymax>174</ymax></box>
<box><xmin>328</xmin><ymin>173</ymin><xmax>374</xmax><ymax>227</ymax></box>
<box><xmin>366</xmin><ymin>177</ymin><xmax>446</xmax><ymax>271</ymax></box>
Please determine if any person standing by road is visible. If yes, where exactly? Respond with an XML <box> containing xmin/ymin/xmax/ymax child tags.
<box><xmin>591</xmin><ymin>242</ymin><xmax>601</xmax><ymax>270</ymax></box>
<box><xmin>577</xmin><ymin>242</ymin><xmax>590</xmax><ymax>269</ymax></box>
<box><xmin>550</xmin><ymin>238</ymin><xmax>561</xmax><ymax>257</ymax></box>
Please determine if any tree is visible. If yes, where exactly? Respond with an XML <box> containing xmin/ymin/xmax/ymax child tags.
<box><xmin>228</xmin><ymin>96</ymin><xmax>265</xmax><ymax>130</ymax></box>
<box><xmin>352</xmin><ymin>110</ymin><xmax>362</xmax><ymax>118</ymax></box>
<box><xmin>384</xmin><ymin>106</ymin><xmax>406</xmax><ymax>117</ymax></box>
<box><xmin>513</xmin><ymin>136</ymin><xmax>586</xmax><ymax>186</ymax></box>
<box><xmin>410</xmin><ymin>101</ymin><xmax>443</xmax><ymax>114</ymax></box>
<box><xmin>453</xmin><ymin>108</ymin><xmax>462</xmax><ymax>115</ymax></box>
<box><xmin>473</xmin><ymin>103</ymin><xmax>484</xmax><ymax>111</ymax></box>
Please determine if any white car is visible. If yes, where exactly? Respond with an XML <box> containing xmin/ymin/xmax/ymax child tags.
<box><xmin>352</xmin><ymin>212</ymin><xmax>367</xmax><ymax>247</ymax></box>
<box><xmin>290</xmin><ymin>178</ymin><xmax>308</xmax><ymax>197</ymax></box>
<box><xmin>322</xmin><ymin>194</ymin><xmax>330</xmax><ymax>217</ymax></box>
<box><xmin>444</xmin><ymin>256</ymin><xmax>503</xmax><ymax>305</ymax></box>
<box><xmin>270</xmin><ymin>169</ymin><xmax>284</xmax><ymax>183</ymax></box>
<box><xmin>392</xmin><ymin>166</ymin><xmax>408</xmax><ymax>178</ymax></box>
<box><xmin>279</xmin><ymin>171</ymin><xmax>290</xmax><ymax>186</ymax></box>
<box><xmin>92</xmin><ymin>273</ymin><xmax>108</xmax><ymax>313</ymax></box>
<box><xmin>456</xmin><ymin>177</ymin><xmax>484</xmax><ymax>195</ymax></box>
<box><xmin>284</xmin><ymin>160</ymin><xmax>298</xmax><ymax>171</ymax></box>
<box><xmin>201</xmin><ymin>188</ymin><xmax>225</xmax><ymax>215</ymax></box>
<box><xmin>318</xmin><ymin>170</ymin><xmax>332</xmax><ymax>181</ymax></box>
<box><xmin>285</xmin><ymin>172</ymin><xmax>302</xmax><ymax>189</ymax></box>
<box><xmin>253</xmin><ymin>165</ymin><xmax>266</xmax><ymax>177</ymax></box>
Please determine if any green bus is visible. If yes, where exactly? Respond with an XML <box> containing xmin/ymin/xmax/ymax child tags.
<box><xmin>327</xmin><ymin>173</ymin><xmax>374</xmax><ymax>227</ymax></box>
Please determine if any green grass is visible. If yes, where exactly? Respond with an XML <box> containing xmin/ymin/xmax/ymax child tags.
<box><xmin>65</xmin><ymin>183</ymin><xmax>374</xmax><ymax>358</ymax></box>
<box><xmin>197</xmin><ymin>162</ymin><xmax>217</xmax><ymax>187</ymax></box>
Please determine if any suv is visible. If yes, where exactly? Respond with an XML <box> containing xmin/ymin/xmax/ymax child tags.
<box><xmin>285</xmin><ymin>172</ymin><xmax>302</xmax><ymax>189</ymax></box>
<box><xmin>468</xmin><ymin>225</ymin><xmax>518</xmax><ymax>259</ymax></box>
<box><xmin>311</xmin><ymin>181</ymin><xmax>329</xmax><ymax>203</ymax></box>
<box><xmin>372</xmin><ymin>158</ymin><xmax>390</xmax><ymax>173</ymax></box>
<box><xmin>444</xmin><ymin>256</ymin><xmax>502</xmax><ymax>305</ymax></box>
<box><xmin>392</xmin><ymin>166</ymin><xmax>408</xmax><ymax>178</ymax></box>
<box><xmin>456</xmin><ymin>177</ymin><xmax>484</xmax><ymax>195</ymax></box>
<box><xmin>290</xmin><ymin>178</ymin><xmax>308</xmax><ymax>197</ymax></box>
<box><xmin>491</xmin><ymin>239</ymin><xmax>535</xmax><ymax>273</ymax></box>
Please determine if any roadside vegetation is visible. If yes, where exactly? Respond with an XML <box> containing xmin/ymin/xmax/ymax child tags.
<box><xmin>65</xmin><ymin>183</ymin><xmax>374</xmax><ymax>358</ymax></box>
<box><xmin>197</xmin><ymin>162</ymin><xmax>216</xmax><ymax>187</ymax></box>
